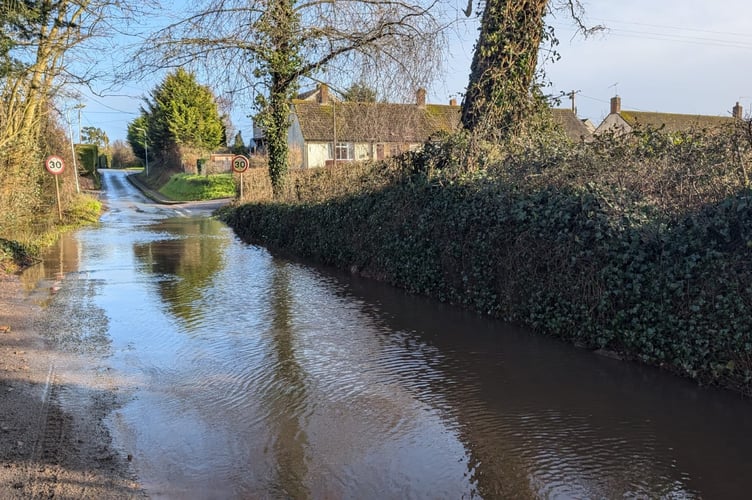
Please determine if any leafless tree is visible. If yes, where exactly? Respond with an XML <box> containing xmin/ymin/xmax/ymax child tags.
<box><xmin>0</xmin><ymin>0</ymin><xmax>146</xmax><ymax>231</ymax></box>
<box><xmin>0</xmin><ymin>0</ymin><xmax>147</xmax><ymax>151</ymax></box>
<box><xmin>110</xmin><ymin>139</ymin><xmax>139</xmax><ymax>168</ymax></box>
<box><xmin>132</xmin><ymin>0</ymin><xmax>447</xmax><ymax>196</ymax></box>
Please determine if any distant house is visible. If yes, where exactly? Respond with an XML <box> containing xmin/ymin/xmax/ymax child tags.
<box><xmin>551</xmin><ymin>109</ymin><xmax>593</xmax><ymax>142</ymax></box>
<box><xmin>207</xmin><ymin>153</ymin><xmax>234</xmax><ymax>173</ymax></box>
<box><xmin>253</xmin><ymin>84</ymin><xmax>340</xmax><ymax>153</ymax></box>
<box><xmin>286</xmin><ymin>86</ymin><xmax>461</xmax><ymax>169</ymax></box>
<box><xmin>595</xmin><ymin>96</ymin><xmax>742</xmax><ymax>136</ymax></box>
<box><xmin>252</xmin><ymin>84</ymin><xmax>598</xmax><ymax>168</ymax></box>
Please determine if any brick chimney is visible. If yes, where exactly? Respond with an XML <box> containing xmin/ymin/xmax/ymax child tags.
<box><xmin>416</xmin><ymin>88</ymin><xmax>426</xmax><ymax>107</ymax></box>
<box><xmin>318</xmin><ymin>84</ymin><xmax>329</xmax><ymax>104</ymax></box>
<box><xmin>449</xmin><ymin>98</ymin><xmax>457</xmax><ymax>107</ymax></box>
<box><xmin>610</xmin><ymin>95</ymin><xmax>621</xmax><ymax>115</ymax></box>
<box><xmin>733</xmin><ymin>101</ymin><xmax>743</xmax><ymax>119</ymax></box>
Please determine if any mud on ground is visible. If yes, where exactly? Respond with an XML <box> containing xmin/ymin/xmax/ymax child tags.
<box><xmin>0</xmin><ymin>273</ymin><xmax>144</xmax><ymax>499</ymax></box>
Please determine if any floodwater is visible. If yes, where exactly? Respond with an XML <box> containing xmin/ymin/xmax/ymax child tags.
<box><xmin>22</xmin><ymin>169</ymin><xmax>752</xmax><ymax>498</ymax></box>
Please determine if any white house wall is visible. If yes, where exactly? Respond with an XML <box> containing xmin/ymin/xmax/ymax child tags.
<box><xmin>302</xmin><ymin>141</ymin><xmax>426</xmax><ymax>168</ymax></box>
<box><xmin>287</xmin><ymin>114</ymin><xmax>306</xmax><ymax>168</ymax></box>
<box><xmin>307</xmin><ymin>143</ymin><xmax>330</xmax><ymax>168</ymax></box>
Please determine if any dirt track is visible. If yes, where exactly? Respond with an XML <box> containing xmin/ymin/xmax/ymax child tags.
<box><xmin>0</xmin><ymin>272</ymin><xmax>144</xmax><ymax>499</ymax></box>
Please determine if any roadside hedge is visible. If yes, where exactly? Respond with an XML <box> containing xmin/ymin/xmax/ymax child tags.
<box><xmin>75</xmin><ymin>144</ymin><xmax>101</xmax><ymax>188</ymax></box>
<box><xmin>221</xmin><ymin>127</ymin><xmax>752</xmax><ymax>395</ymax></box>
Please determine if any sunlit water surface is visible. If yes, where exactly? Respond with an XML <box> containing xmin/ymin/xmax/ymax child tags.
<box><xmin>22</xmin><ymin>170</ymin><xmax>752</xmax><ymax>499</ymax></box>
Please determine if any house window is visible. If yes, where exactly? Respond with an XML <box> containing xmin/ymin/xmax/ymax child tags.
<box><xmin>329</xmin><ymin>142</ymin><xmax>355</xmax><ymax>161</ymax></box>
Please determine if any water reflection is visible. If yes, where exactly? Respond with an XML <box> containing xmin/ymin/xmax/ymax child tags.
<box><xmin>261</xmin><ymin>261</ymin><xmax>310</xmax><ymax>498</ymax></box>
<box><xmin>335</xmin><ymin>273</ymin><xmax>752</xmax><ymax>498</ymax></box>
<box><xmin>133</xmin><ymin>217</ymin><xmax>227</xmax><ymax>329</ymax></box>
<box><xmin>21</xmin><ymin>231</ymin><xmax>111</xmax><ymax>356</ymax></box>
<box><xmin>21</xmin><ymin>170</ymin><xmax>752</xmax><ymax>499</ymax></box>
<box><xmin>21</xmin><ymin>231</ymin><xmax>81</xmax><ymax>306</ymax></box>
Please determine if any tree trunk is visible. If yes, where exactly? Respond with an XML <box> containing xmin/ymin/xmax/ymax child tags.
<box><xmin>461</xmin><ymin>0</ymin><xmax>549</xmax><ymax>141</ymax></box>
<box><xmin>257</xmin><ymin>0</ymin><xmax>300</xmax><ymax>198</ymax></box>
<box><xmin>266</xmin><ymin>76</ymin><xmax>291</xmax><ymax>198</ymax></box>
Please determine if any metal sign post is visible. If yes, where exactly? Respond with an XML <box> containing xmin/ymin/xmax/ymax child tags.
<box><xmin>45</xmin><ymin>155</ymin><xmax>65</xmax><ymax>221</ymax></box>
<box><xmin>232</xmin><ymin>155</ymin><xmax>249</xmax><ymax>200</ymax></box>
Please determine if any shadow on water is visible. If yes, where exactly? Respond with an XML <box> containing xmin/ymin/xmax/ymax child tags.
<box><xmin>328</xmin><ymin>271</ymin><xmax>752</xmax><ymax>499</ymax></box>
<box><xmin>260</xmin><ymin>261</ymin><xmax>310</xmax><ymax>499</ymax></box>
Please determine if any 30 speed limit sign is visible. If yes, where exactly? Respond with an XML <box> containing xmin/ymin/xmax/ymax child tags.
<box><xmin>45</xmin><ymin>155</ymin><xmax>65</xmax><ymax>175</ymax></box>
<box><xmin>232</xmin><ymin>155</ymin><xmax>249</xmax><ymax>173</ymax></box>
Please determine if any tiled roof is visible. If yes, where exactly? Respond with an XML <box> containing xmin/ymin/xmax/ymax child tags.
<box><xmin>619</xmin><ymin>110</ymin><xmax>735</xmax><ymax>133</ymax></box>
<box><xmin>551</xmin><ymin>109</ymin><xmax>593</xmax><ymax>141</ymax></box>
<box><xmin>292</xmin><ymin>102</ymin><xmax>460</xmax><ymax>143</ymax></box>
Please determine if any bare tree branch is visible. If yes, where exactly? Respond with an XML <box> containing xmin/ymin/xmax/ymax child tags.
<box><xmin>552</xmin><ymin>0</ymin><xmax>606</xmax><ymax>37</ymax></box>
<box><xmin>129</xmin><ymin>0</ymin><xmax>447</xmax><ymax>195</ymax></box>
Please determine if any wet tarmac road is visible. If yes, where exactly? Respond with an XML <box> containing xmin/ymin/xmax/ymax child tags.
<box><xmin>22</xmin><ymin>169</ymin><xmax>752</xmax><ymax>499</ymax></box>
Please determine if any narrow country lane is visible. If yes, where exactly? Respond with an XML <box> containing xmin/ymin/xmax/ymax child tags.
<box><xmin>4</xmin><ymin>169</ymin><xmax>752</xmax><ymax>499</ymax></box>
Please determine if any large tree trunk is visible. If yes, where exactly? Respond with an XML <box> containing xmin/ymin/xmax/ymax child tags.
<box><xmin>258</xmin><ymin>0</ymin><xmax>299</xmax><ymax>198</ymax></box>
<box><xmin>461</xmin><ymin>0</ymin><xmax>549</xmax><ymax>141</ymax></box>
<box><xmin>266</xmin><ymin>76</ymin><xmax>292</xmax><ymax>198</ymax></box>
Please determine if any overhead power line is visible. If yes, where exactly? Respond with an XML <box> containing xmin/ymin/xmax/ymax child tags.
<box><xmin>592</xmin><ymin>18</ymin><xmax>752</xmax><ymax>39</ymax></box>
<box><xmin>83</xmin><ymin>94</ymin><xmax>139</xmax><ymax>114</ymax></box>
<box><xmin>606</xmin><ymin>28</ymin><xmax>752</xmax><ymax>50</ymax></box>
<box><xmin>550</xmin><ymin>18</ymin><xmax>752</xmax><ymax>51</ymax></box>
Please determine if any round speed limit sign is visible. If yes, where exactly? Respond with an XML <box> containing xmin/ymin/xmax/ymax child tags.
<box><xmin>232</xmin><ymin>155</ymin><xmax>249</xmax><ymax>173</ymax></box>
<box><xmin>45</xmin><ymin>155</ymin><xmax>65</xmax><ymax>175</ymax></box>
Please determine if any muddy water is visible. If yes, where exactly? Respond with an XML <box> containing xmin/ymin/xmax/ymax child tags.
<box><xmin>22</xmin><ymin>169</ymin><xmax>752</xmax><ymax>498</ymax></box>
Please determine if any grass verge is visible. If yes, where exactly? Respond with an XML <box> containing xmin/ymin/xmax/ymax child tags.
<box><xmin>0</xmin><ymin>194</ymin><xmax>102</xmax><ymax>273</ymax></box>
<box><xmin>159</xmin><ymin>174</ymin><xmax>235</xmax><ymax>201</ymax></box>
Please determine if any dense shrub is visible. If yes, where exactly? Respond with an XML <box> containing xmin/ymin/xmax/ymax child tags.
<box><xmin>221</xmin><ymin>123</ymin><xmax>752</xmax><ymax>395</ymax></box>
<box><xmin>1</xmin><ymin>107</ymin><xmax>82</xmax><ymax>240</ymax></box>
<box><xmin>75</xmin><ymin>143</ymin><xmax>101</xmax><ymax>189</ymax></box>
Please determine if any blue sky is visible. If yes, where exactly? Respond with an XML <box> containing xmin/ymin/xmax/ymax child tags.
<box><xmin>78</xmin><ymin>0</ymin><xmax>752</xmax><ymax>142</ymax></box>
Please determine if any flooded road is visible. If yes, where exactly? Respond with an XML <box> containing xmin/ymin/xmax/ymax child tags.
<box><xmin>22</xmin><ymin>169</ymin><xmax>752</xmax><ymax>498</ymax></box>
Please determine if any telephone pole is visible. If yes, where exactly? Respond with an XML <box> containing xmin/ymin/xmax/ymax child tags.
<box><xmin>136</xmin><ymin>127</ymin><xmax>149</xmax><ymax>177</ymax></box>
<box><xmin>74</xmin><ymin>103</ymin><xmax>85</xmax><ymax>143</ymax></box>
<box><xmin>568</xmin><ymin>90</ymin><xmax>580</xmax><ymax>116</ymax></box>
<box><xmin>65</xmin><ymin>109</ymin><xmax>81</xmax><ymax>194</ymax></box>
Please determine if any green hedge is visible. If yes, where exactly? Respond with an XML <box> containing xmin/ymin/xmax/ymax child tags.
<box><xmin>75</xmin><ymin>144</ymin><xmax>101</xmax><ymax>188</ymax></box>
<box><xmin>220</xmin><ymin>130</ymin><xmax>752</xmax><ymax>395</ymax></box>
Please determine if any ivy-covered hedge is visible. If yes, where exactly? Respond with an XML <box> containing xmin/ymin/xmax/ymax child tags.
<box><xmin>221</xmin><ymin>128</ymin><xmax>752</xmax><ymax>395</ymax></box>
<box><xmin>75</xmin><ymin>144</ymin><xmax>101</xmax><ymax>188</ymax></box>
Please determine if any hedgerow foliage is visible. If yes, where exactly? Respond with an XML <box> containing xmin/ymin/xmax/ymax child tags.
<box><xmin>222</xmin><ymin>123</ymin><xmax>752</xmax><ymax>395</ymax></box>
<box><xmin>0</xmin><ymin>110</ymin><xmax>82</xmax><ymax>240</ymax></box>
